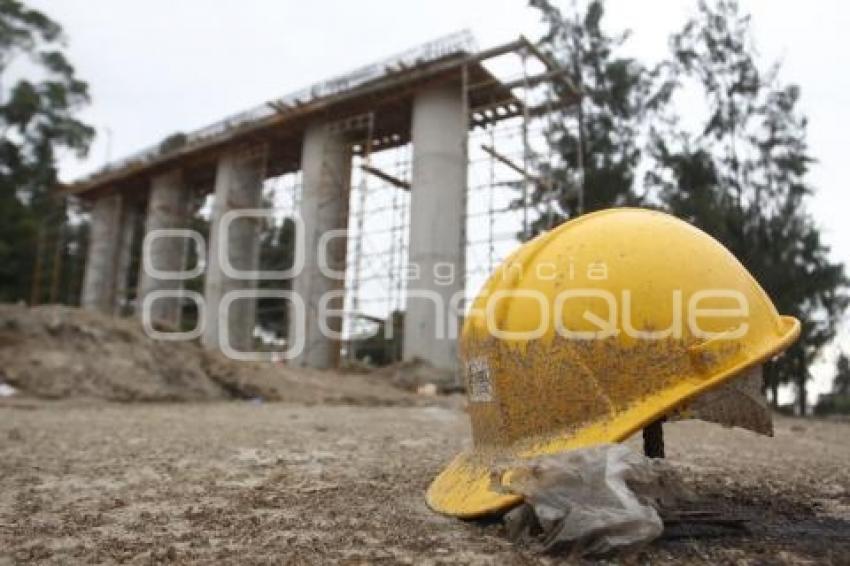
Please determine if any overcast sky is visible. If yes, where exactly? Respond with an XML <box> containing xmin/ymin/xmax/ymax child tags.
<box><xmin>29</xmin><ymin>0</ymin><xmax>850</xmax><ymax>398</ymax></box>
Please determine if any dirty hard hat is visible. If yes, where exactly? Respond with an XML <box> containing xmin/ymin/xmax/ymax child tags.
<box><xmin>426</xmin><ymin>208</ymin><xmax>800</xmax><ymax>518</ymax></box>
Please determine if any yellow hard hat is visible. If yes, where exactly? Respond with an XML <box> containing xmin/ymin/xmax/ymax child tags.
<box><xmin>426</xmin><ymin>208</ymin><xmax>799</xmax><ymax>518</ymax></box>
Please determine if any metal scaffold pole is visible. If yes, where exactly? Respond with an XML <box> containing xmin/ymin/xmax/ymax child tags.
<box><xmin>49</xmin><ymin>224</ymin><xmax>65</xmax><ymax>304</ymax></box>
<box><xmin>487</xmin><ymin>124</ymin><xmax>496</xmax><ymax>273</ymax></box>
<box><xmin>347</xmin><ymin>113</ymin><xmax>375</xmax><ymax>357</ymax></box>
<box><xmin>460</xmin><ymin>62</ymin><xmax>470</xmax><ymax>314</ymax></box>
<box><xmin>572</xmin><ymin>17</ymin><xmax>586</xmax><ymax>216</ymax></box>
<box><xmin>521</xmin><ymin>50</ymin><xmax>531</xmax><ymax>240</ymax></box>
<box><xmin>544</xmin><ymin>70</ymin><xmax>557</xmax><ymax>230</ymax></box>
<box><xmin>30</xmin><ymin>224</ymin><xmax>47</xmax><ymax>306</ymax></box>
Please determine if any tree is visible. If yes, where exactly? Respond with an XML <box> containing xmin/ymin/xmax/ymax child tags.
<box><xmin>814</xmin><ymin>353</ymin><xmax>850</xmax><ymax>415</ymax></box>
<box><xmin>835</xmin><ymin>353</ymin><xmax>850</xmax><ymax>397</ymax></box>
<box><xmin>256</xmin><ymin>215</ymin><xmax>296</xmax><ymax>340</ymax></box>
<box><xmin>525</xmin><ymin>0</ymin><xmax>669</xmax><ymax>236</ymax></box>
<box><xmin>650</xmin><ymin>0</ymin><xmax>847</xmax><ymax>414</ymax></box>
<box><xmin>176</xmin><ymin>192</ymin><xmax>295</xmax><ymax>341</ymax></box>
<box><xmin>0</xmin><ymin>0</ymin><xmax>94</xmax><ymax>302</ymax></box>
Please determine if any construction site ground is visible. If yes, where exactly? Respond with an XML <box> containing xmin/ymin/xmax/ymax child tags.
<box><xmin>2</xmin><ymin>400</ymin><xmax>849</xmax><ymax>564</ymax></box>
<box><xmin>1</xmin><ymin>306</ymin><xmax>849</xmax><ymax>564</ymax></box>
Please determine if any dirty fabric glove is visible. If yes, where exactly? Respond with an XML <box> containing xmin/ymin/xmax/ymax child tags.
<box><xmin>500</xmin><ymin>444</ymin><xmax>678</xmax><ymax>556</ymax></box>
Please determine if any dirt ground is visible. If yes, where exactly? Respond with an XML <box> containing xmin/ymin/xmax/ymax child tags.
<box><xmin>1</xmin><ymin>396</ymin><xmax>848</xmax><ymax>565</ymax></box>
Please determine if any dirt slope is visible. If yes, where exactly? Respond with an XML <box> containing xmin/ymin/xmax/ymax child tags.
<box><xmin>0</xmin><ymin>304</ymin><xmax>416</xmax><ymax>406</ymax></box>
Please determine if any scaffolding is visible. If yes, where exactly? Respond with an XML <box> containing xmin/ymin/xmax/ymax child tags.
<box><xmin>29</xmin><ymin>203</ymin><xmax>95</xmax><ymax>309</ymax></box>
<box><xmin>260</xmin><ymin>38</ymin><xmax>576</xmax><ymax>359</ymax></box>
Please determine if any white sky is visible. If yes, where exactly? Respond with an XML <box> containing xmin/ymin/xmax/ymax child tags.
<box><xmin>28</xmin><ymin>0</ymin><xmax>850</xmax><ymax>400</ymax></box>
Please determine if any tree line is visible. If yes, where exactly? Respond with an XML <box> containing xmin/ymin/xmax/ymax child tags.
<box><xmin>526</xmin><ymin>0</ymin><xmax>847</xmax><ymax>414</ymax></box>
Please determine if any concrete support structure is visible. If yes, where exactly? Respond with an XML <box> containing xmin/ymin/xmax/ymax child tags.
<box><xmin>290</xmin><ymin>123</ymin><xmax>352</xmax><ymax>369</ymax></box>
<box><xmin>81</xmin><ymin>194</ymin><xmax>136</xmax><ymax>314</ymax></box>
<box><xmin>203</xmin><ymin>147</ymin><xmax>265</xmax><ymax>353</ymax></box>
<box><xmin>114</xmin><ymin>203</ymin><xmax>140</xmax><ymax>315</ymax></box>
<box><xmin>403</xmin><ymin>81</ymin><xmax>467</xmax><ymax>372</ymax></box>
<box><xmin>136</xmin><ymin>170</ymin><xmax>190</xmax><ymax>328</ymax></box>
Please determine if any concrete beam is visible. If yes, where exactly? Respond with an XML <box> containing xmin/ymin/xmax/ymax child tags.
<box><xmin>290</xmin><ymin>122</ymin><xmax>352</xmax><ymax>369</ymax></box>
<box><xmin>136</xmin><ymin>170</ymin><xmax>189</xmax><ymax>328</ymax></box>
<box><xmin>203</xmin><ymin>147</ymin><xmax>265</xmax><ymax>353</ymax></box>
<box><xmin>404</xmin><ymin>81</ymin><xmax>467</xmax><ymax>372</ymax></box>
<box><xmin>81</xmin><ymin>193</ymin><xmax>137</xmax><ymax>314</ymax></box>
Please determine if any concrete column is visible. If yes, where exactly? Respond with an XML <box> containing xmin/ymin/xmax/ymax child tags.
<box><xmin>404</xmin><ymin>81</ymin><xmax>467</xmax><ymax>372</ymax></box>
<box><xmin>203</xmin><ymin>147</ymin><xmax>265</xmax><ymax>353</ymax></box>
<box><xmin>137</xmin><ymin>170</ymin><xmax>189</xmax><ymax>328</ymax></box>
<box><xmin>290</xmin><ymin>122</ymin><xmax>352</xmax><ymax>369</ymax></box>
<box><xmin>114</xmin><ymin>203</ymin><xmax>140</xmax><ymax>316</ymax></box>
<box><xmin>82</xmin><ymin>193</ymin><xmax>130</xmax><ymax>313</ymax></box>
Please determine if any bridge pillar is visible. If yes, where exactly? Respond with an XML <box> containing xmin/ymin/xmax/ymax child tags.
<box><xmin>404</xmin><ymin>81</ymin><xmax>467</xmax><ymax>372</ymax></box>
<box><xmin>203</xmin><ymin>147</ymin><xmax>265</xmax><ymax>354</ymax></box>
<box><xmin>290</xmin><ymin>122</ymin><xmax>352</xmax><ymax>369</ymax></box>
<box><xmin>114</xmin><ymin>202</ymin><xmax>140</xmax><ymax>316</ymax></box>
<box><xmin>136</xmin><ymin>169</ymin><xmax>190</xmax><ymax>328</ymax></box>
<box><xmin>81</xmin><ymin>193</ymin><xmax>137</xmax><ymax>314</ymax></box>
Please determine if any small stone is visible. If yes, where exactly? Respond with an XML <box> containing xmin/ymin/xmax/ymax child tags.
<box><xmin>416</xmin><ymin>383</ymin><xmax>438</xmax><ymax>396</ymax></box>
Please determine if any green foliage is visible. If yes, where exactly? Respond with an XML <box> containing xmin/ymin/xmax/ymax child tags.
<box><xmin>833</xmin><ymin>353</ymin><xmax>850</xmax><ymax>397</ymax></box>
<box><xmin>350</xmin><ymin>310</ymin><xmax>403</xmax><ymax>366</ymax></box>
<box><xmin>256</xmin><ymin>215</ymin><xmax>296</xmax><ymax>339</ymax></box>
<box><xmin>525</xmin><ymin>0</ymin><xmax>669</xmax><ymax>234</ymax></box>
<box><xmin>814</xmin><ymin>348</ymin><xmax>848</xmax><ymax>417</ymax></box>
<box><xmin>158</xmin><ymin>132</ymin><xmax>188</xmax><ymax>155</ymax></box>
<box><xmin>649</xmin><ymin>0</ymin><xmax>847</xmax><ymax>414</ymax></box>
<box><xmin>531</xmin><ymin>0</ymin><xmax>847</xmax><ymax>412</ymax></box>
<box><xmin>176</xmin><ymin>194</ymin><xmax>296</xmax><ymax>340</ymax></box>
<box><xmin>814</xmin><ymin>354</ymin><xmax>850</xmax><ymax>414</ymax></box>
<box><xmin>178</xmin><ymin>207</ymin><xmax>210</xmax><ymax>329</ymax></box>
<box><xmin>0</xmin><ymin>0</ymin><xmax>94</xmax><ymax>302</ymax></box>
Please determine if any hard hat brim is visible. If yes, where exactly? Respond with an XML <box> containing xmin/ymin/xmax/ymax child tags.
<box><xmin>426</xmin><ymin>449</ymin><xmax>520</xmax><ymax>519</ymax></box>
<box><xmin>426</xmin><ymin>315</ymin><xmax>800</xmax><ymax>518</ymax></box>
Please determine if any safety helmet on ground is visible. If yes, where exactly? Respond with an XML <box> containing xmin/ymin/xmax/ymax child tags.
<box><xmin>426</xmin><ymin>208</ymin><xmax>800</xmax><ymax>518</ymax></box>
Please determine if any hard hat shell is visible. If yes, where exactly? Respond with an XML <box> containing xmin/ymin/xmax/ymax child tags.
<box><xmin>426</xmin><ymin>208</ymin><xmax>799</xmax><ymax>518</ymax></box>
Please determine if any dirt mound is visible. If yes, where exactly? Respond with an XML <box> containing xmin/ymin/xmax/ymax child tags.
<box><xmin>378</xmin><ymin>357</ymin><xmax>463</xmax><ymax>394</ymax></box>
<box><xmin>0</xmin><ymin>304</ymin><xmax>228</xmax><ymax>401</ymax></box>
<box><xmin>0</xmin><ymin>304</ymin><xmax>416</xmax><ymax>405</ymax></box>
<box><xmin>203</xmin><ymin>351</ymin><xmax>420</xmax><ymax>406</ymax></box>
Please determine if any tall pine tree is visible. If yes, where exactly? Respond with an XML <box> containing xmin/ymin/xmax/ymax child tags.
<box><xmin>0</xmin><ymin>0</ymin><xmax>94</xmax><ymax>302</ymax></box>
<box><xmin>526</xmin><ymin>0</ymin><xmax>667</xmax><ymax>235</ymax></box>
<box><xmin>650</xmin><ymin>0</ymin><xmax>847</xmax><ymax>413</ymax></box>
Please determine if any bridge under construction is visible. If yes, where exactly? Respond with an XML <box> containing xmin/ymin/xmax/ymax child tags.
<box><xmin>61</xmin><ymin>31</ymin><xmax>579</xmax><ymax>371</ymax></box>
